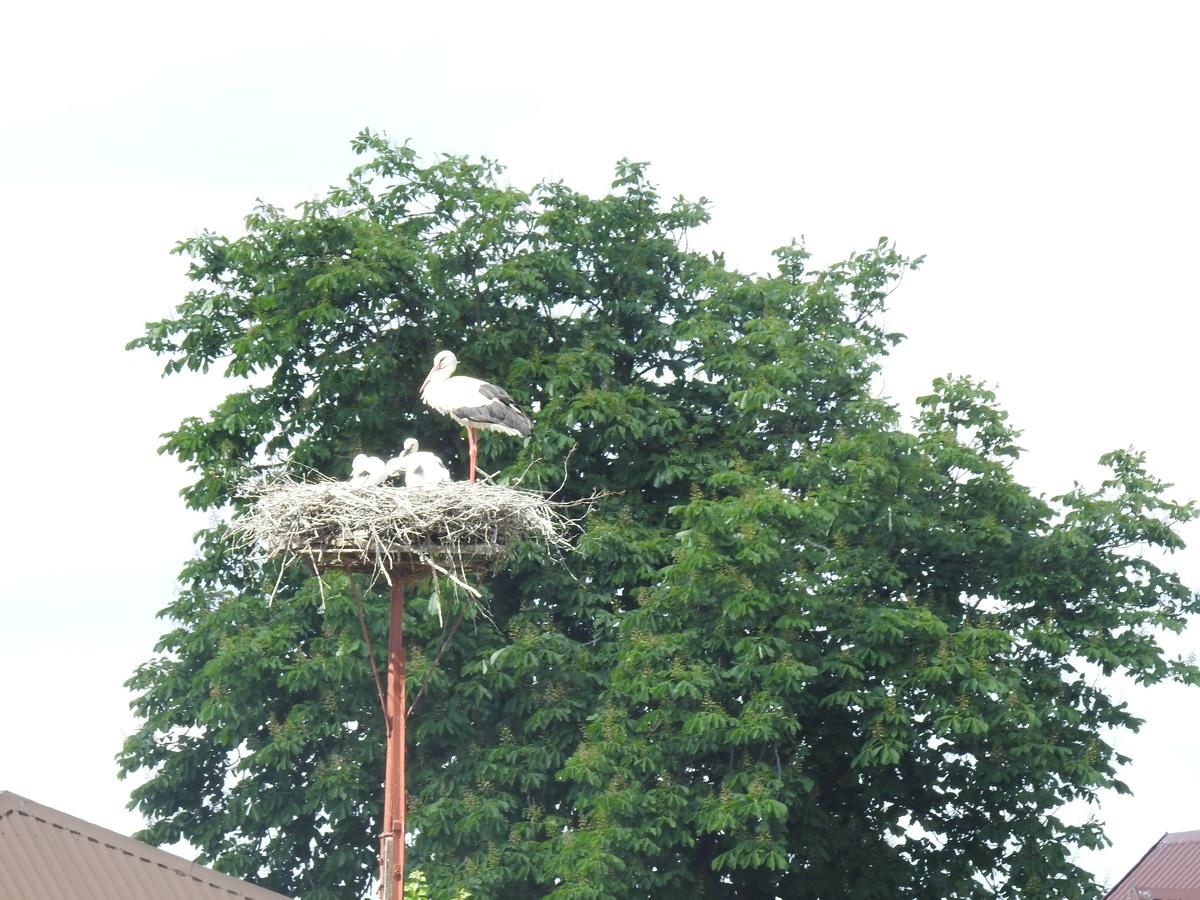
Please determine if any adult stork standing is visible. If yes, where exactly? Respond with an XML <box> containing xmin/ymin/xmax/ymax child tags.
<box><xmin>386</xmin><ymin>438</ymin><xmax>451</xmax><ymax>486</ymax></box>
<box><xmin>419</xmin><ymin>349</ymin><xmax>532</xmax><ymax>482</ymax></box>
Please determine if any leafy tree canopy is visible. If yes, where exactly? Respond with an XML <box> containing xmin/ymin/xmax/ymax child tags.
<box><xmin>123</xmin><ymin>131</ymin><xmax>1199</xmax><ymax>899</ymax></box>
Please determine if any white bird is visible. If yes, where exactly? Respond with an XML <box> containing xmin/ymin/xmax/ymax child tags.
<box><xmin>348</xmin><ymin>453</ymin><xmax>388</xmax><ymax>487</ymax></box>
<box><xmin>386</xmin><ymin>438</ymin><xmax>451</xmax><ymax>486</ymax></box>
<box><xmin>419</xmin><ymin>350</ymin><xmax>532</xmax><ymax>483</ymax></box>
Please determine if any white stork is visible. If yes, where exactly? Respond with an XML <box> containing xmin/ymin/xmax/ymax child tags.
<box><xmin>386</xmin><ymin>438</ymin><xmax>451</xmax><ymax>486</ymax></box>
<box><xmin>419</xmin><ymin>349</ymin><xmax>532</xmax><ymax>483</ymax></box>
<box><xmin>348</xmin><ymin>453</ymin><xmax>388</xmax><ymax>487</ymax></box>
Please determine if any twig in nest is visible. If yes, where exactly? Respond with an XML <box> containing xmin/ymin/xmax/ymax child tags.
<box><xmin>344</xmin><ymin>568</ymin><xmax>389</xmax><ymax>731</ymax></box>
<box><xmin>407</xmin><ymin>608</ymin><xmax>466</xmax><ymax>719</ymax></box>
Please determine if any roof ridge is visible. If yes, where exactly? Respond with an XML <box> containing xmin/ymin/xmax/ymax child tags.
<box><xmin>1163</xmin><ymin>829</ymin><xmax>1200</xmax><ymax>844</ymax></box>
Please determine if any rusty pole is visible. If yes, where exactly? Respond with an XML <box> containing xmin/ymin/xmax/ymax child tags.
<box><xmin>380</xmin><ymin>577</ymin><xmax>407</xmax><ymax>900</ymax></box>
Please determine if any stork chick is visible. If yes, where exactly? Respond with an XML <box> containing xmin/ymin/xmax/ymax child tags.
<box><xmin>386</xmin><ymin>438</ymin><xmax>451</xmax><ymax>486</ymax></box>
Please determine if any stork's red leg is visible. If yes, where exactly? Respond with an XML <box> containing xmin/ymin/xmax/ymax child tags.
<box><xmin>467</xmin><ymin>425</ymin><xmax>477</xmax><ymax>483</ymax></box>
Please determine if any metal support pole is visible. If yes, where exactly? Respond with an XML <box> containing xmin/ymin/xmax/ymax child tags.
<box><xmin>380</xmin><ymin>578</ymin><xmax>406</xmax><ymax>900</ymax></box>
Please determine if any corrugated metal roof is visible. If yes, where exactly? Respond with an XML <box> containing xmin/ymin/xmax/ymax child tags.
<box><xmin>1105</xmin><ymin>830</ymin><xmax>1200</xmax><ymax>900</ymax></box>
<box><xmin>0</xmin><ymin>791</ymin><xmax>290</xmax><ymax>900</ymax></box>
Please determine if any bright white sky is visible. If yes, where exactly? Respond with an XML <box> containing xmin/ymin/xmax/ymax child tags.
<box><xmin>1</xmin><ymin>1</ymin><xmax>1197</xmax><ymax>892</ymax></box>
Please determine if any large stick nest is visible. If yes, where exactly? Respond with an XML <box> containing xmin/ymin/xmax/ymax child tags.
<box><xmin>235</xmin><ymin>477</ymin><xmax>581</xmax><ymax>593</ymax></box>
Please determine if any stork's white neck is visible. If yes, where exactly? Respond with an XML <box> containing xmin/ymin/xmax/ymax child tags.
<box><xmin>420</xmin><ymin>351</ymin><xmax>459</xmax><ymax>399</ymax></box>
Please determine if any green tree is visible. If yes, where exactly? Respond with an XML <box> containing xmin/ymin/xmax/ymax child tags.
<box><xmin>123</xmin><ymin>132</ymin><xmax>1199</xmax><ymax>899</ymax></box>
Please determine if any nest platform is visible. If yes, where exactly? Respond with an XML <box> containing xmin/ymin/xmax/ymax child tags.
<box><xmin>236</xmin><ymin>478</ymin><xmax>575</xmax><ymax>589</ymax></box>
